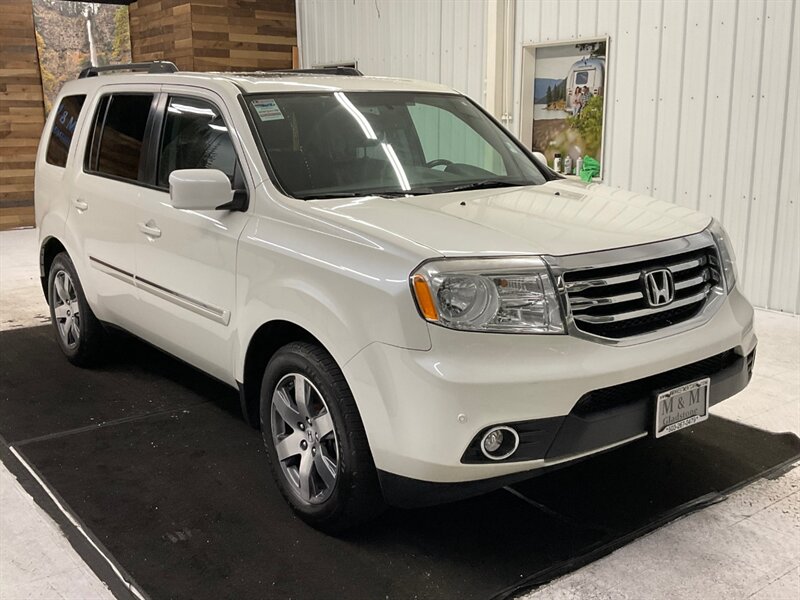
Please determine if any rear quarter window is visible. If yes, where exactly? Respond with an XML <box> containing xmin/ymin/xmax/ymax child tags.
<box><xmin>46</xmin><ymin>95</ymin><xmax>86</xmax><ymax>167</ymax></box>
<box><xmin>84</xmin><ymin>93</ymin><xmax>153</xmax><ymax>182</ymax></box>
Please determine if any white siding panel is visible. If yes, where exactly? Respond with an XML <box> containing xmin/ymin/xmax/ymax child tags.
<box><xmin>673</xmin><ymin>0</ymin><xmax>713</xmax><ymax>211</ymax></box>
<box><xmin>576</xmin><ymin>0</ymin><xmax>599</xmax><ymax>39</ymax></box>
<box><xmin>558</xmin><ymin>0</ymin><xmax>580</xmax><ymax>40</ymax></box>
<box><xmin>595</xmin><ymin>0</ymin><xmax>620</xmax><ymax>186</ymax></box>
<box><xmin>770</xmin><ymin>0</ymin><xmax>799</xmax><ymax>313</ymax></box>
<box><xmin>722</xmin><ymin>0</ymin><xmax>766</xmax><ymax>287</ymax></box>
<box><xmin>440</xmin><ymin>0</ymin><xmax>459</xmax><ymax>91</ymax></box>
<box><xmin>606</xmin><ymin>1</ymin><xmax>640</xmax><ymax>187</ymax></box>
<box><xmin>650</xmin><ymin>0</ymin><xmax>686</xmax><ymax>202</ymax></box>
<box><xmin>629</xmin><ymin>0</ymin><xmax>662</xmax><ymax>195</ymax></box>
<box><xmin>697</xmin><ymin>0</ymin><xmax>738</xmax><ymax>220</ymax></box>
<box><xmin>467</xmin><ymin>0</ymin><xmax>486</xmax><ymax>99</ymax></box>
<box><xmin>298</xmin><ymin>0</ymin><xmax>483</xmax><ymax>102</ymax></box>
<box><xmin>297</xmin><ymin>0</ymin><xmax>798</xmax><ymax>313</ymax></box>
<box><xmin>540</xmin><ymin>0</ymin><xmax>561</xmax><ymax>41</ymax></box>
<box><xmin>744</xmin><ymin>0</ymin><xmax>796</xmax><ymax>307</ymax></box>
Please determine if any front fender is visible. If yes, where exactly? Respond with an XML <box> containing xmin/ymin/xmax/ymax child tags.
<box><xmin>233</xmin><ymin>214</ymin><xmax>432</xmax><ymax>381</ymax></box>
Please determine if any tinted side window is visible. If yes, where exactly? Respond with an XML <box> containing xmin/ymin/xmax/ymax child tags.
<box><xmin>46</xmin><ymin>95</ymin><xmax>86</xmax><ymax>167</ymax></box>
<box><xmin>158</xmin><ymin>96</ymin><xmax>237</xmax><ymax>188</ymax></box>
<box><xmin>90</xmin><ymin>94</ymin><xmax>153</xmax><ymax>181</ymax></box>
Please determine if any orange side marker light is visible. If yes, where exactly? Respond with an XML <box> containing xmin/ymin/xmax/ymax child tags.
<box><xmin>412</xmin><ymin>275</ymin><xmax>438</xmax><ymax>321</ymax></box>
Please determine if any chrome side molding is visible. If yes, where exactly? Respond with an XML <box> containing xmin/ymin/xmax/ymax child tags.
<box><xmin>89</xmin><ymin>256</ymin><xmax>134</xmax><ymax>285</ymax></box>
<box><xmin>89</xmin><ymin>256</ymin><xmax>230</xmax><ymax>326</ymax></box>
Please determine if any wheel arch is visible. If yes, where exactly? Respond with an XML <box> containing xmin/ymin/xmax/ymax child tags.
<box><xmin>239</xmin><ymin>320</ymin><xmax>326</xmax><ymax>428</ymax></box>
<box><xmin>40</xmin><ymin>236</ymin><xmax>68</xmax><ymax>301</ymax></box>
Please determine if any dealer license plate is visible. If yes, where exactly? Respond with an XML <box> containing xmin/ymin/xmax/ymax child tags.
<box><xmin>654</xmin><ymin>378</ymin><xmax>710</xmax><ymax>438</ymax></box>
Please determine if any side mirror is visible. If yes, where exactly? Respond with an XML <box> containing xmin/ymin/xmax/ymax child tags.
<box><xmin>532</xmin><ymin>151</ymin><xmax>548</xmax><ymax>168</ymax></box>
<box><xmin>169</xmin><ymin>169</ymin><xmax>233</xmax><ymax>210</ymax></box>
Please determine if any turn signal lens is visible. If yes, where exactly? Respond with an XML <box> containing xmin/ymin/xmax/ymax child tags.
<box><xmin>412</xmin><ymin>275</ymin><xmax>439</xmax><ymax>320</ymax></box>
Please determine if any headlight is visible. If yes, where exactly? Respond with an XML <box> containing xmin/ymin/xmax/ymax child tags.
<box><xmin>410</xmin><ymin>257</ymin><xmax>565</xmax><ymax>333</ymax></box>
<box><xmin>708</xmin><ymin>219</ymin><xmax>737</xmax><ymax>292</ymax></box>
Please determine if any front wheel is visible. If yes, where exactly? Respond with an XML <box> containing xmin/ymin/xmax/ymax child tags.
<box><xmin>47</xmin><ymin>252</ymin><xmax>105</xmax><ymax>366</ymax></box>
<box><xmin>260</xmin><ymin>341</ymin><xmax>384</xmax><ymax>532</ymax></box>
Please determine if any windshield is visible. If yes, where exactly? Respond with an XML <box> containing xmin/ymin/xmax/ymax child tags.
<box><xmin>246</xmin><ymin>92</ymin><xmax>547</xmax><ymax>199</ymax></box>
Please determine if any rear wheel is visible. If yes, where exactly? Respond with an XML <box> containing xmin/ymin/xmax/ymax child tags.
<box><xmin>260</xmin><ymin>341</ymin><xmax>384</xmax><ymax>532</ymax></box>
<box><xmin>47</xmin><ymin>253</ymin><xmax>105</xmax><ymax>366</ymax></box>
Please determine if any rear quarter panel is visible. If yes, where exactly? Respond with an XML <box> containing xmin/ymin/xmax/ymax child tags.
<box><xmin>35</xmin><ymin>86</ymin><xmax>95</xmax><ymax>270</ymax></box>
<box><xmin>35</xmin><ymin>95</ymin><xmax>69</xmax><ymax>243</ymax></box>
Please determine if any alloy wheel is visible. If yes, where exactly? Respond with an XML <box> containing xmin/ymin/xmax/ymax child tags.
<box><xmin>270</xmin><ymin>373</ymin><xmax>339</xmax><ymax>505</ymax></box>
<box><xmin>53</xmin><ymin>270</ymin><xmax>80</xmax><ymax>349</ymax></box>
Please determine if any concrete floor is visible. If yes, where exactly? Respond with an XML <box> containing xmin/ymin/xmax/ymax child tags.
<box><xmin>0</xmin><ymin>227</ymin><xmax>798</xmax><ymax>600</ymax></box>
<box><xmin>1</xmin><ymin>229</ymin><xmax>114</xmax><ymax>599</ymax></box>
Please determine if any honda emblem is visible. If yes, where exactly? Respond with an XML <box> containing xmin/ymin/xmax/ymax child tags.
<box><xmin>643</xmin><ymin>269</ymin><xmax>675</xmax><ymax>307</ymax></box>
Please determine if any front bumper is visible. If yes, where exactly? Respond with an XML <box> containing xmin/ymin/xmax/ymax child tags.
<box><xmin>378</xmin><ymin>346</ymin><xmax>754</xmax><ymax>507</ymax></box>
<box><xmin>342</xmin><ymin>288</ymin><xmax>756</xmax><ymax>504</ymax></box>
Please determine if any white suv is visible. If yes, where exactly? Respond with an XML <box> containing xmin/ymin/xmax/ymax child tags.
<box><xmin>35</xmin><ymin>62</ymin><xmax>756</xmax><ymax>531</ymax></box>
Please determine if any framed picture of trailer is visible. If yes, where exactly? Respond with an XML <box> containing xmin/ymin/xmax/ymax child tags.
<box><xmin>520</xmin><ymin>36</ymin><xmax>609</xmax><ymax>178</ymax></box>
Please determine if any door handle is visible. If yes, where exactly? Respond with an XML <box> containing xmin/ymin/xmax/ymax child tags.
<box><xmin>72</xmin><ymin>198</ymin><xmax>89</xmax><ymax>212</ymax></box>
<box><xmin>138</xmin><ymin>221</ymin><xmax>162</xmax><ymax>239</ymax></box>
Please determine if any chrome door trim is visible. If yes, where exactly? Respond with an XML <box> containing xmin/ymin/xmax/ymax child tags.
<box><xmin>89</xmin><ymin>256</ymin><xmax>135</xmax><ymax>285</ymax></box>
<box><xmin>88</xmin><ymin>255</ymin><xmax>230</xmax><ymax>326</ymax></box>
<box><xmin>136</xmin><ymin>276</ymin><xmax>231</xmax><ymax>326</ymax></box>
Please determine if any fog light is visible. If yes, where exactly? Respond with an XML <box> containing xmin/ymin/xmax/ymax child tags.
<box><xmin>480</xmin><ymin>426</ymin><xmax>519</xmax><ymax>461</ymax></box>
<box><xmin>484</xmin><ymin>429</ymin><xmax>503</xmax><ymax>452</ymax></box>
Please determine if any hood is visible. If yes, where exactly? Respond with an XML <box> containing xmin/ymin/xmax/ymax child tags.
<box><xmin>309</xmin><ymin>179</ymin><xmax>711</xmax><ymax>258</ymax></box>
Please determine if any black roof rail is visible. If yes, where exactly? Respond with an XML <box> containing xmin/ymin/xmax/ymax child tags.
<box><xmin>267</xmin><ymin>67</ymin><xmax>364</xmax><ymax>76</ymax></box>
<box><xmin>78</xmin><ymin>61</ymin><xmax>179</xmax><ymax>79</ymax></box>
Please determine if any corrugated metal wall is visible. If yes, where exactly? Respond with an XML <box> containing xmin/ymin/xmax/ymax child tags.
<box><xmin>513</xmin><ymin>0</ymin><xmax>798</xmax><ymax>313</ymax></box>
<box><xmin>296</xmin><ymin>0</ymin><xmax>487</xmax><ymax>102</ymax></box>
<box><xmin>297</xmin><ymin>0</ymin><xmax>799</xmax><ymax>314</ymax></box>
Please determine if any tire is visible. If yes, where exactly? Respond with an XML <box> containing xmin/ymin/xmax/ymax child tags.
<box><xmin>47</xmin><ymin>252</ymin><xmax>106</xmax><ymax>367</ymax></box>
<box><xmin>260</xmin><ymin>341</ymin><xmax>385</xmax><ymax>533</ymax></box>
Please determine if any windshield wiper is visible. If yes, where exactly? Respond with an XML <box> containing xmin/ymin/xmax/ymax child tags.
<box><xmin>297</xmin><ymin>188</ymin><xmax>435</xmax><ymax>200</ymax></box>
<box><xmin>296</xmin><ymin>192</ymin><xmax>368</xmax><ymax>200</ymax></box>
<box><xmin>437</xmin><ymin>180</ymin><xmax>528</xmax><ymax>194</ymax></box>
<box><xmin>376</xmin><ymin>189</ymin><xmax>434</xmax><ymax>198</ymax></box>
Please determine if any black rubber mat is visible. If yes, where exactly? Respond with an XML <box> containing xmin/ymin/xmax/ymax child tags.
<box><xmin>2</xmin><ymin>326</ymin><xmax>798</xmax><ymax>600</ymax></box>
<box><xmin>0</xmin><ymin>326</ymin><xmax>237</xmax><ymax>442</ymax></box>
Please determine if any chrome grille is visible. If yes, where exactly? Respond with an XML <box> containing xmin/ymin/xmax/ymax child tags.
<box><xmin>562</xmin><ymin>245</ymin><xmax>723</xmax><ymax>339</ymax></box>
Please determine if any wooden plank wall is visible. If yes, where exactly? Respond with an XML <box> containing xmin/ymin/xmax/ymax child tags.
<box><xmin>130</xmin><ymin>0</ymin><xmax>296</xmax><ymax>72</ymax></box>
<box><xmin>0</xmin><ymin>0</ymin><xmax>46</xmax><ymax>230</ymax></box>
<box><xmin>129</xmin><ymin>0</ymin><xmax>194</xmax><ymax>70</ymax></box>
<box><xmin>0</xmin><ymin>0</ymin><xmax>297</xmax><ymax>231</ymax></box>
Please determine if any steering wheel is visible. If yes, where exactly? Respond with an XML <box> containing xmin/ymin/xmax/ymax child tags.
<box><xmin>426</xmin><ymin>159</ymin><xmax>453</xmax><ymax>169</ymax></box>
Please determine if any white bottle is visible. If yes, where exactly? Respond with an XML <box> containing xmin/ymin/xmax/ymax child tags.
<box><xmin>554</xmin><ymin>153</ymin><xmax>562</xmax><ymax>173</ymax></box>
<box><xmin>576</xmin><ymin>155</ymin><xmax>584</xmax><ymax>177</ymax></box>
<box><xmin>564</xmin><ymin>155</ymin><xmax>572</xmax><ymax>176</ymax></box>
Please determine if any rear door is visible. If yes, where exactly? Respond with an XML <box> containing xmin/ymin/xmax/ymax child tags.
<box><xmin>66</xmin><ymin>86</ymin><xmax>158</xmax><ymax>331</ymax></box>
<box><xmin>132</xmin><ymin>88</ymin><xmax>252</xmax><ymax>383</ymax></box>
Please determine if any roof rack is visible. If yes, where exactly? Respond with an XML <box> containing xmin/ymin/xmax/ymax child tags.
<box><xmin>78</xmin><ymin>61</ymin><xmax>178</xmax><ymax>79</ymax></box>
<box><xmin>266</xmin><ymin>67</ymin><xmax>364</xmax><ymax>77</ymax></box>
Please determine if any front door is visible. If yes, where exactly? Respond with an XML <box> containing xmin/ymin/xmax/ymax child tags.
<box><xmin>133</xmin><ymin>91</ymin><xmax>252</xmax><ymax>384</ymax></box>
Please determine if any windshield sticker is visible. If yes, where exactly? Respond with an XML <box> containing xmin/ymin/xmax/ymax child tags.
<box><xmin>252</xmin><ymin>99</ymin><xmax>284</xmax><ymax>121</ymax></box>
